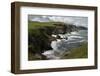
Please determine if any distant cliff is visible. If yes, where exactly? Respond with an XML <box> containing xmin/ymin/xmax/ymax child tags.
<box><xmin>52</xmin><ymin>22</ymin><xmax>87</xmax><ymax>34</ymax></box>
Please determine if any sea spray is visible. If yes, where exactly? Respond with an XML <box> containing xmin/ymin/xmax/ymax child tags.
<box><xmin>42</xmin><ymin>30</ymin><xmax>87</xmax><ymax>59</ymax></box>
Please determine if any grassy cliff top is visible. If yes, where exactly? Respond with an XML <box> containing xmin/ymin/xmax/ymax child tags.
<box><xmin>28</xmin><ymin>21</ymin><xmax>58</xmax><ymax>30</ymax></box>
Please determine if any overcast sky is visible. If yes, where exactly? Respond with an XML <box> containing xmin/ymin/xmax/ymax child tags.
<box><xmin>28</xmin><ymin>15</ymin><xmax>88</xmax><ymax>27</ymax></box>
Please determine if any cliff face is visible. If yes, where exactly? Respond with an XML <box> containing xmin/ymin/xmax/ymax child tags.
<box><xmin>28</xmin><ymin>22</ymin><xmax>87</xmax><ymax>60</ymax></box>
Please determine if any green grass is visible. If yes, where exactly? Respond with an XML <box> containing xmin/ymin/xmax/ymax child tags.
<box><xmin>62</xmin><ymin>42</ymin><xmax>88</xmax><ymax>59</ymax></box>
<box><xmin>28</xmin><ymin>21</ymin><xmax>56</xmax><ymax>35</ymax></box>
<box><xmin>28</xmin><ymin>21</ymin><xmax>56</xmax><ymax>29</ymax></box>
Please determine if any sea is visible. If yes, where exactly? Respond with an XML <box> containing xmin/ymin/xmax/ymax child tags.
<box><xmin>42</xmin><ymin>29</ymin><xmax>88</xmax><ymax>59</ymax></box>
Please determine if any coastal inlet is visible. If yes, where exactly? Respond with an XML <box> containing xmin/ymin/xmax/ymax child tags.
<box><xmin>28</xmin><ymin>21</ymin><xmax>88</xmax><ymax>60</ymax></box>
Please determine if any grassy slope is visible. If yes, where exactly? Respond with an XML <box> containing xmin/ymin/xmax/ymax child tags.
<box><xmin>28</xmin><ymin>21</ymin><xmax>55</xmax><ymax>60</ymax></box>
<box><xmin>62</xmin><ymin>42</ymin><xmax>88</xmax><ymax>59</ymax></box>
<box><xmin>28</xmin><ymin>21</ymin><xmax>56</xmax><ymax>35</ymax></box>
<box><xmin>28</xmin><ymin>21</ymin><xmax>55</xmax><ymax>29</ymax></box>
